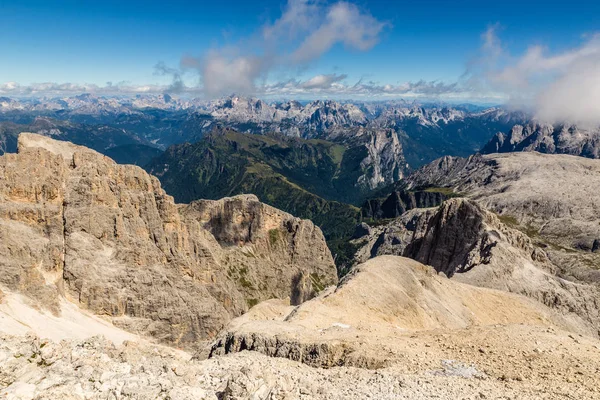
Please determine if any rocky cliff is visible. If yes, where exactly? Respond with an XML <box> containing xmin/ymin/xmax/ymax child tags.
<box><xmin>482</xmin><ymin>122</ymin><xmax>600</xmax><ymax>158</ymax></box>
<box><xmin>0</xmin><ymin>133</ymin><xmax>337</xmax><ymax>349</ymax></box>
<box><xmin>352</xmin><ymin>198</ymin><xmax>600</xmax><ymax>336</ymax></box>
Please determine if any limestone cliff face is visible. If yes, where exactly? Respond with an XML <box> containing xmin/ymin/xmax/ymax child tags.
<box><xmin>355</xmin><ymin>128</ymin><xmax>406</xmax><ymax>190</ymax></box>
<box><xmin>0</xmin><ymin>133</ymin><xmax>337</xmax><ymax>348</ymax></box>
<box><xmin>481</xmin><ymin>122</ymin><xmax>600</xmax><ymax>159</ymax></box>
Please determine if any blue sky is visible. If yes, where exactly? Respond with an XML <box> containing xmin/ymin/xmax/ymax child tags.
<box><xmin>1</xmin><ymin>0</ymin><xmax>599</xmax><ymax>100</ymax></box>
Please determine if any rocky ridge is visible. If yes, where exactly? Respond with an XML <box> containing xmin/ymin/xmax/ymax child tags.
<box><xmin>208</xmin><ymin>256</ymin><xmax>600</xmax><ymax>397</ymax></box>
<box><xmin>482</xmin><ymin>122</ymin><xmax>600</xmax><ymax>158</ymax></box>
<box><xmin>353</xmin><ymin>199</ymin><xmax>600</xmax><ymax>335</ymax></box>
<box><xmin>0</xmin><ymin>133</ymin><xmax>337</xmax><ymax>349</ymax></box>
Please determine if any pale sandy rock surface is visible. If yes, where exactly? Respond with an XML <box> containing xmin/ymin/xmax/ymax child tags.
<box><xmin>0</xmin><ymin>292</ymin><xmax>136</xmax><ymax>344</ymax></box>
<box><xmin>209</xmin><ymin>256</ymin><xmax>600</xmax><ymax>398</ymax></box>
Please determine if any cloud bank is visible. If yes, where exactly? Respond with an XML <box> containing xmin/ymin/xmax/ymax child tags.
<box><xmin>465</xmin><ymin>26</ymin><xmax>600</xmax><ymax>124</ymax></box>
<box><xmin>0</xmin><ymin>77</ymin><xmax>464</xmax><ymax>98</ymax></box>
<box><xmin>0</xmin><ymin>81</ymin><xmax>178</xmax><ymax>96</ymax></box>
<box><xmin>184</xmin><ymin>0</ymin><xmax>388</xmax><ymax>97</ymax></box>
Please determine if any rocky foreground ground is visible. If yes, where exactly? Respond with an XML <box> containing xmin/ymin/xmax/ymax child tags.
<box><xmin>2</xmin><ymin>256</ymin><xmax>600</xmax><ymax>399</ymax></box>
<box><xmin>1</xmin><ymin>324</ymin><xmax>599</xmax><ymax>399</ymax></box>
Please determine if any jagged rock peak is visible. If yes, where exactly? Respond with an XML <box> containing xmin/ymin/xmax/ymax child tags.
<box><xmin>481</xmin><ymin>121</ymin><xmax>600</xmax><ymax>158</ymax></box>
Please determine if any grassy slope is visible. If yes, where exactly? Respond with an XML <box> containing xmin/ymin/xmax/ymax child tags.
<box><xmin>104</xmin><ymin>144</ymin><xmax>163</xmax><ymax>167</ymax></box>
<box><xmin>147</xmin><ymin>130</ymin><xmax>363</xmax><ymax>263</ymax></box>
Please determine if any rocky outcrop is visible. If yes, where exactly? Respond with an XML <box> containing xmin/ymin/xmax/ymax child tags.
<box><xmin>321</xmin><ymin>127</ymin><xmax>408</xmax><ymax>191</ymax></box>
<box><xmin>361</xmin><ymin>189</ymin><xmax>447</xmax><ymax>220</ymax></box>
<box><xmin>354</xmin><ymin>128</ymin><xmax>406</xmax><ymax>190</ymax></box>
<box><xmin>210</xmin><ymin>330</ymin><xmax>383</xmax><ymax>369</ymax></box>
<box><xmin>405</xmin><ymin>199</ymin><xmax>496</xmax><ymax>277</ymax></box>
<box><xmin>353</xmin><ymin>199</ymin><xmax>600</xmax><ymax>336</ymax></box>
<box><xmin>405</xmin><ymin>151</ymin><xmax>600</xmax><ymax>284</ymax></box>
<box><xmin>482</xmin><ymin>122</ymin><xmax>600</xmax><ymax>158</ymax></box>
<box><xmin>406</xmin><ymin>152</ymin><xmax>600</xmax><ymax>243</ymax></box>
<box><xmin>352</xmin><ymin>207</ymin><xmax>436</xmax><ymax>263</ymax></box>
<box><xmin>0</xmin><ymin>133</ymin><xmax>337</xmax><ymax>348</ymax></box>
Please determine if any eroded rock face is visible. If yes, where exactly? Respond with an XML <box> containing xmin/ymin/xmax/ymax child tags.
<box><xmin>353</xmin><ymin>199</ymin><xmax>600</xmax><ymax>336</ymax></box>
<box><xmin>406</xmin><ymin>199</ymin><xmax>494</xmax><ymax>277</ymax></box>
<box><xmin>0</xmin><ymin>133</ymin><xmax>337</xmax><ymax>348</ymax></box>
<box><xmin>405</xmin><ymin>151</ymin><xmax>600</xmax><ymax>284</ymax></box>
<box><xmin>482</xmin><ymin>122</ymin><xmax>600</xmax><ymax>159</ymax></box>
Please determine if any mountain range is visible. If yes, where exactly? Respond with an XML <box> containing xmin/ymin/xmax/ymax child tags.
<box><xmin>1</xmin><ymin>94</ymin><xmax>527</xmax><ymax>169</ymax></box>
<box><xmin>4</xmin><ymin>94</ymin><xmax>600</xmax><ymax>274</ymax></box>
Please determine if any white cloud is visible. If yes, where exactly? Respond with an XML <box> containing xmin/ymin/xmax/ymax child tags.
<box><xmin>0</xmin><ymin>76</ymin><xmax>466</xmax><ymax>99</ymax></box>
<box><xmin>200</xmin><ymin>52</ymin><xmax>266</xmax><ymax>96</ymax></box>
<box><xmin>262</xmin><ymin>0</ymin><xmax>317</xmax><ymax>42</ymax></box>
<box><xmin>300</xmin><ymin>74</ymin><xmax>347</xmax><ymax>89</ymax></box>
<box><xmin>154</xmin><ymin>62</ymin><xmax>185</xmax><ymax>93</ymax></box>
<box><xmin>182</xmin><ymin>0</ymin><xmax>387</xmax><ymax>97</ymax></box>
<box><xmin>535</xmin><ymin>55</ymin><xmax>600</xmax><ymax>126</ymax></box>
<box><xmin>290</xmin><ymin>2</ymin><xmax>386</xmax><ymax>63</ymax></box>
<box><xmin>0</xmin><ymin>81</ymin><xmax>189</xmax><ymax>96</ymax></box>
<box><xmin>468</xmin><ymin>26</ymin><xmax>600</xmax><ymax>124</ymax></box>
<box><xmin>259</xmin><ymin>76</ymin><xmax>462</xmax><ymax>98</ymax></box>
